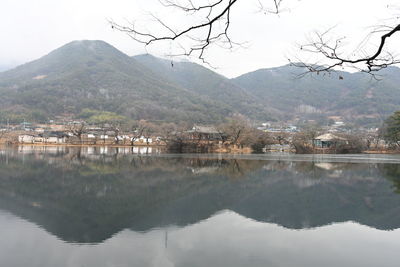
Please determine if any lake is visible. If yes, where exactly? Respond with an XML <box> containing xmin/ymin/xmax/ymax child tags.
<box><xmin>1</xmin><ymin>146</ymin><xmax>400</xmax><ymax>267</ymax></box>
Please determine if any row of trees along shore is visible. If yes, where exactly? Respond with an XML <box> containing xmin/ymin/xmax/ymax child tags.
<box><xmin>166</xmin><ymin>111</ymin><xmax>400</xmax><ymax>154</ymax></box>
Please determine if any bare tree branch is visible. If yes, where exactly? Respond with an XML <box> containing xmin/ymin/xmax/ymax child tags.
<box><xmin>109</xmin><ymin>0</ymin><xmax>282</xmax><ymax>64</ymax></box>
<box><xmin>292</xmin><ymin>24</ymin><xmax>400</xmax><ymax>77</ymax></box>
<box><xmin>110</xmin><ymin>0</ymin><xmax>399</xmax><ymax>75</ymax></box>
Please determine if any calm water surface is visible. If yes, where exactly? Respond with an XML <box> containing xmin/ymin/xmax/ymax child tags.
<box><xmin>1</xmin><ymin>146</ymin><xmax>400</xmax><ymax>267</ymax></box>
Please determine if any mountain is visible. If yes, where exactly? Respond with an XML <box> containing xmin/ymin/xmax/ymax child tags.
<box><xmin>1</xmin><ymin>40</ymin><xmax>399</xmax><ymax>126</ymax></box>
<box><xmin>232</xmin><ymin>65</ymin><xmax>400</xmax><ymax>126</ymax></box>
<box><xmin>134</xmin><ymin>54</ymin><xmax>276</xmax><ymax>120</ymax></box>
<box><xmin>0</xmin><ymin>40</ymin><xmax>241</xmax><ymax>123</ymax></box>
<box><xmin>0</xmin><ymin>64</ymin><xmax>15</xmax><ymax>72</ymax></box>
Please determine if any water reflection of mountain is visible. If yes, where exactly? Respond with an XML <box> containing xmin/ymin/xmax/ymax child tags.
<box><xmin>1</xmin><ymin>147</ymin><xmax>400</xmax><ymax>243</ymax></box>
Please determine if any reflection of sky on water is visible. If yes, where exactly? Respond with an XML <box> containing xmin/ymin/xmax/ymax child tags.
<box><xmin>1</xmin><ymin>210</ymin><xmax>400</xmax><ymax>267</ymax></box>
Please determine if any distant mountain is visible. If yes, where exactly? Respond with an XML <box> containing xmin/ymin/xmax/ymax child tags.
<box><xmin>0</xmin><ymin>64</ymin><xmax>15</xmax><ymax>72</ymax></box>
<box><xmin>134</xmin><ymin>54</ymin><xmax>276</xmax><ymax>120</ymax></box>
<box><xmin>1</xmin><ymin>40</ymin><xmax>400</xmax><ymax>126</ymax></box>
<box><xmin>0</xmin><ymin>40</ymin><xmax>240</xmax><ymax>123</ymax></box>
<box><xmin>232</xmin><ymin>65</ymin><xmax>400</xmax><ymax>126</ymax></box>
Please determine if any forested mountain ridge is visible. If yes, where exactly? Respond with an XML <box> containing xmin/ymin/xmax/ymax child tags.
<box><xmin>0</xmin><ymin>40</ymin><xmax>241</xmax><ymax>123</ymax></box>
<box><xmin>134</xmin><ymin>54</ymin><xmax>276</xmax><ymax>120</ymax></box>
<box><xmin>1</xmin><ymin>39</ymin><xmax>400</xmax><ymax>126</ymax></box>
<box><xmin>134</xmin><ymin>54</ymin><xmax>400</xmax><ymax>126</ymax></box>
<box><xmin>233</xmin><ymin>65</ymin><xmax>400</xmax><ymax>126</ymax></box>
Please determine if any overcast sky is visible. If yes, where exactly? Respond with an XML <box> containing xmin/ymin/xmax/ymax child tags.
<box><xmin>1</xmin><ymin>0</ymin><xmax>398</xmax><ymax>77</ymax></box>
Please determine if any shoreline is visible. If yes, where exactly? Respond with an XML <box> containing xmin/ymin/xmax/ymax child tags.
<box><xmin>1</xmin><ymin>143</ymin><xmax>399</xmax><ymax>155</ymax></box>
<box><xmin>0</xmin><ymin>143</ymin><xmax>166</xmax><ymax>148</ymax></box>
<box><xmin>362</xmin><ymin>150</ymin><xmax>400</xmax><ymax>154</ymax></box>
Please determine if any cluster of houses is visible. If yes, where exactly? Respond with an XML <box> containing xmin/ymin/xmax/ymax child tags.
<box><xmin>13</xmin><ymin>123</ymin><xmax>163</xmax><ymax>146</ymax></box>
<box><xmin>3</xmin><ymin>119</ymin><xmax>386</xmax><ymax>154</ymax></box>
<box><xmin>18</xmin><ymin>132</ymin><xmax>67</xmax><ymax>145</ymax></box>
<box><xmin>8</xmin><ymin>123</ymin><xmax>223</xmax><ymax>147</ymax></box>
<box><xmin>257</xmin><ymin>123</ymin><xmax>299</xmax><ymax>133</ymax></box>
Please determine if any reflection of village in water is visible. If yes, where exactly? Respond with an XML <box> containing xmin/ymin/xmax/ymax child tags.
<box><xmin>16</xmin><ymin>145</ymin><xmax>160</xmax><ymax>156</ymax></box>
<box><xmin>1</xmin><ymin>146</ymin><xmax>400</xmax><ymax>244</ymax></box>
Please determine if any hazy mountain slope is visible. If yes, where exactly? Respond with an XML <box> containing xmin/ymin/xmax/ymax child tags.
<box><xmin>134</xmin><ymin>54</ymin><xmax>276</xmax><ymax>120</ymax></box>
<box><xmin>232</xmin><ymin>65</ymin><xmax>400</xmax><ymax>125</ymax></box>
<box><xmin>2</xmin><ymin>40</ymin><xmax>399</xmax><ymax>125</ymax></box>
<box><xmin>0</xmin><ymin>64</ymin><xmax>14</xmax><ymax>73</ymax></box>
<box><xmin>0</xmin><ymin>40</ymin><xmax>233</xmax><ymax>123</ymax></box>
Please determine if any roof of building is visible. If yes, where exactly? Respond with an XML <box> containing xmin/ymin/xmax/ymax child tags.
<box><xmin>314</xmin><ymin>133</ymin><xmax>347</xmax><ymax>141</ymax></box>
<box><xmin>40</xmin><ymin>131</ymin><xmax>69</xmax><ymax>138</ymax></box>
<box><xmin>188</xmin><ymin>125</ymin><xmax>219</xmax><ymax>134</ymax></box>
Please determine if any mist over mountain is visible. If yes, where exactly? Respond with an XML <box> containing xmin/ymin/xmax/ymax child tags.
<box><xmin>0</xmin><ymin>64</ymin><xmax>15</xmax><ymax>73</ymax></box>
<box><xmin>0</xmin><ymin>39</ymin><xmax>399</xmax><ymax>126</ymax></box>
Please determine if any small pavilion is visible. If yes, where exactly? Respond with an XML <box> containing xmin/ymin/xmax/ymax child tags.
<box><xmin>313</xmin><ymin>133</ymin><xmax>348</xmax><ymax>148</ymax></box>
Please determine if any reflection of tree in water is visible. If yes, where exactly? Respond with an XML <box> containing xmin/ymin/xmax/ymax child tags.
<box><xmin>380</xmin><ymin>164</ymin><xmax>400</xmax><ymax>193</ymax></box>
<box><xmin>187</xmin><ymin>158</ymin><xmax>266</xmax><ymax>179</ymax></box>
<box><xmin>0</xmin><ymin>152</ymin><xmax>266</xmax><ymax>243</ymax></box>
<box><xmin>1</xmin><ymin>149</ymin><xmax>400</xmax><ymax>243</ymax></box>
<box><xmin>2</xmin><ymin>147</ymin><xmax>267</xmax><ymax>179</ymax></box>
<box><xmin>292</xmin><ymin>161</ymin><xmax>377</xmax><ymax>181</ymax></box>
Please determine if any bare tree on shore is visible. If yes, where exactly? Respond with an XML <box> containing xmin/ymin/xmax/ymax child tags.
<box><xmin>66</xmin><ymin>122</ymin><xmax>86</xmax><ymax>144</ymax></box>
<box><xmin>218</xmin><ymin>114</ymin><xmax>250</xmax><ymax>146</ymax></box>
<box><xmin>0</xmin><ymin>129</ymin><xmax>9</xmax><ymax>143</ymax></box>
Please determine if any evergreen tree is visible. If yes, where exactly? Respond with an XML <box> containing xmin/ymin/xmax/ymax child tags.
<box><xmin>383</xmin><ymin>111</ymin><xmax>400</xmax><ymax>147</ymax></box>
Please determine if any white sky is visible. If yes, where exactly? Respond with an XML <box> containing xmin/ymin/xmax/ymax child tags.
<box><xmin>0</xmin><ymin>0</ymin><xmax>399</xmax><ymax>77</ymax></box>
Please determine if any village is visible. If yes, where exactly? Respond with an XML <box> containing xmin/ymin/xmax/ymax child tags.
<box><xmin>0</xmin><ymin>118</ymin><xmax>390</xmax><ymax>154</ymax></box>
<box><xmin>0</xmin><ymin>121</ymin><xmax>163</xmax><ymax>146</ymax></box>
